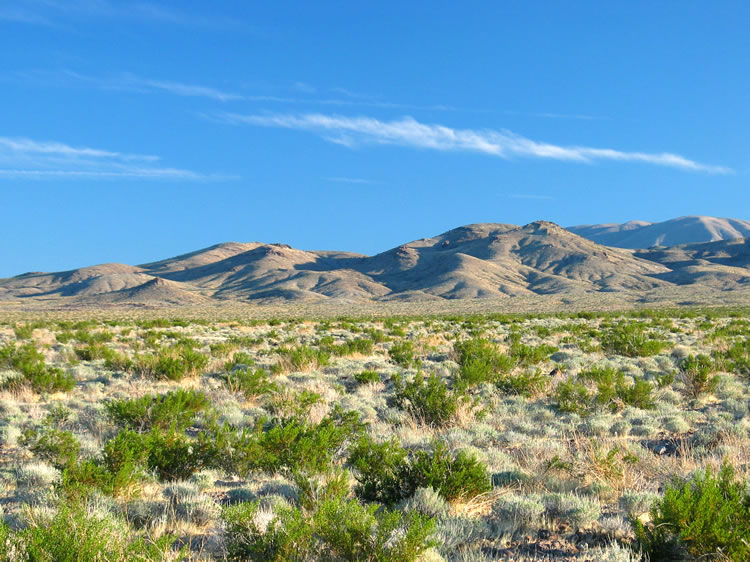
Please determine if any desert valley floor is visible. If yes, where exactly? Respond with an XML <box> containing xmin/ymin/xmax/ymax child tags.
<box><xmin>0</xmin><ymin>306</ymin><xmax>749</xmax><ymax>560</ymax></box>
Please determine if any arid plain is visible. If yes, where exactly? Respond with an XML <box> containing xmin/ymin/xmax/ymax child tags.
<box><xmin>1</xmin><ymin>217</ymin><xmax>750</xmax><ymax>561</ymax></box>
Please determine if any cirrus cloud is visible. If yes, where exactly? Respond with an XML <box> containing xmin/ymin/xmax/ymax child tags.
<box><xmin>219</xmin><ymin>112</ymin><xmax>732</xmax><ymax>174</ymax></box>
<box><xmin>0</xmin><ymin>136</ymin><xmax>230</xmax><ymax>180</ymax></box>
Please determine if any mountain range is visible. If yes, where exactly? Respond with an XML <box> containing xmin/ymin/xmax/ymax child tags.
<box><xmin>1</xmin><ymin>216</ymin><xmax>749</xmax><ymax>308</ymax></box>
<box><xmin>568</xmin><ymin>215</ymin><xmax>750</xmax><ymax>249</ymax></box>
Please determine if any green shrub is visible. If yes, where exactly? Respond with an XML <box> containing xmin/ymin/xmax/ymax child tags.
<box><xmin>0</xmin><ymin>342</ymin><xmax>75</xmax><ymax>393</ymax></box>
<box><xmin>98</xmin><ymin>431</ymin><xmax>149</xmax><ymax>496</ymax></box>
<box><xmin>70</xmin><ymin>425</ymin><xmax>189</xmax><ymax>498</ymax></box>
<box><xmin>0</xmin><ymin>522</ymin><xmax>11</xmax><ymax>559</ymax></box>
<box><xmin>63</xmin><ymin>426</ymin><xmax>199</xmax><ymax>496</ymax></box>
<box><xmin>721</xmin><ymin>339</ymin><xmax>750</xmax><ymax>377</ymax></box>
<box><xmin>679</xmin><ymin>354</ymin><xmax>720</xmax><ymax>398</ymax></box>
<box><xmin>223</xmin><ymin>500</ymin><xmax>314</xmax><ymax>561</ymax></box>
<box><xmin>102</xmin><ymin>430</ymin><xmax>150</xmax><ymax>475</ymax></box>
<box><xmin>24</xmin><ymin>365</ymin><xmax>76</xmax><ymax>393</ymax></box>
<box><xmin>325</xmin><ymin>337</ymin><xmax>375</xmax><ymax>357</ymax></box>
<box><xmin>74</xmin><ymin>328</ymin><xmax>114</xmax><ymax>344</ymax></box>
<box><xmin>363</xmin><ymin>328</ymin><xmax>389</xmax><ymax>343</ymax></box>
<box><xmin>234</xmin><ymin>420</ymin><xmax>341</xmax><ymax>475</ymax></box>
<box><xmin>56</xmin><ymin>330</ymin><xmax>75</xmax><ymax>343</ymax></box>
<box><xmin>555</xmin><ymin>379</ymin><xmax>592</xmax><ymax>416</ymax></box>
<box><xmin>269</xmin><ymin>389</ymin><xmax>324</xmax><ymax>421</ymax></box>
<box><xmin>389</xmin><ymin>340</ymin><xmax>417</xmax><ymax>368</ymax></box>
<box><xmin>102</xmin><ymin>349</ymin><xmax>133</xmax><ymax>372</ymax></box>
<box><xmin>136</xmin><ymin>318</ymin><xmax>179</xmax><ymax>329</ymax></box>
<box><xmin>617</xmin><ymin>377</ymin><xmax>655</xmax><ymax>410</ymax></box>
<box><xmin>224</xmin><ymin>368</ymin><xmax>278</xmax><ymax>399</ymax></box>
<box><xmin>22</xmin><ymin>427</ymin><xmax>80</xmax><ymax>468</ymax></box>
<box><xmin>508</xmin><ymin>339</ymin><xmax>557</xmax><ymax>366</ymax></box>
<box><xmin>46</xmin><ymin>403</ymin><xmax>73</xmax><ymax>425</ymax></box>
<box><xmin>601</xmin><ymin>323</ymin><xmax>670</xmax><ymax>357</ymax></box>
<box><xmin>632</xmin><ymin>461</ymin><xmax>750</xmax><ymax>561</ymax></box>
<box><xmin>581</xmin><ymin>367</ymin><xmax>655</xmax><ymax>411</ymax></box>
<box><xmin>210</xmin><ymin>341</ymin><xmax>239</xmax><ymax>358</ymax></box>
<box><xmin>0</xmin><ymin>501</ymin><xmax>180</xmax><ymax>561</ymax></box>
<box><xmin>318</xmin><ymin>335</ymin><xmax>335</xmax><ymax>348</ymax></box>
<box><xmin>496</xmin><ymin>369</ymin><xmax>548</xmax><ymax>397</ymax></box>
<box><xmin>294</xmin><ymin>470</ymin><xmax>351</xmax><ymax>511</ymax></box>
<box><xmin>133</xmin><ymin>346</ymin><xmax>208</xmax><ymax>381</ymax></box>
<box><xmin>654</xmin><ymin>370</ymin><xmax>676</xmax><ymax>388</ymax></box>
<box><xmin>13</xmin><ymin>323</ymin><xmax>36</xmax><ymax>340</ymax></box>
<box><xmin>224</xmin><ymin>351</ymin><xmax>255</xmax><ymax>371</ymax></box>
<box><xmin>555</xmin><ymin>367</ymin><xmax>655</xmax><ymax>416</ymax></box>
<box><xmin>222</xmin><ymin>479</ymin><xmax>435</xmax><ymax>562</ymax></box>
<box><xmin>74</xmin><ymin>343</ymin><xmax>110</xmax><ymax>361</ymax></box>
<box><xmin>349</xmin><ymin>437</ymin><xmax>491</xmax><ymax>505</ymax></box>
<box><xmin>105</xmin><ymin>389</ymin><xmax>209</xmax><ymax>432</ymax></box>
<box><xmin>407</xmin><ymin>442</ymin><xmax>492</xmax><ymax>503</ymax></box>
<box><xmin>230</xmin><ymin>409</ymin><xmax>365</xmax><ymax>477</ymax></box>
<box><xmin>67</xmin><ymin>422</ymin><xmax>215</xmax><ymax>488</ymax></box>
<box><xmin>453</xmin><ymin>337</ymin><xmax>512</xmax><ymax>387</ymax></box>
<box><xmin>348</xmin><ymin>436</ymin><xmax>411</xmax><ymax>506</ymax></box>
<box><xmin>178</xmin><ymin>346</ymin><xmax>209</xmax><ymax>374</ymax></box>
<box><xmin>354</xmin><ymin>370</ymin><xmax>380</xmax><ymax>385</ymax></box>
<box><xmin>312</xmin><ymin>496</ymin><xmax>435</xmax><ymax>562</ymax></box>
<box><xmin>391</xmin><ymin>372</ymin><xmax>460</xmax><ymax>427</ymax></box>
<box><xmin>275</xmin><ymin>345</ymin><xmax>329</xmax><ymax>373</ymax></box>
<box><xmin>153</xmin><ymin>354</ymin><xmax>190</xmax><ymax>380</ymax></box>
<box><xmin>61</xmin><ymin>456</ymin><xmax>142</xmax><ymax>500</ymax></box>
<box><xmin>146</xmin><ymin>427</ymin><xmax>207</xmax><ymax>481</ymax></box>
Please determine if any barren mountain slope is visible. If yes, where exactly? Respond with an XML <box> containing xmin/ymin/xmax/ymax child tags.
<box><xmin>140</xmin><ymin>242</ymin><xmax>264</xmax><ymax>275</ymax></box>
<box><xmin>90</xmin><ymin>277</ymin><xmax>210</xmax><ymax>305</ymax></box>
<box><xmin>150</xmin><ymin>244</ymin><xmax>379</xmax><ymax>301</ymax></box>
<box><xmin>0</xmin><ymin>264</ymin><xmax>147</xmax><ymax>299</ymax></box>
<box><xmin>569</xmin><ymin>216</ymin><xmax>750</xmax><ymax>248</ymax></box>
<box><xmin>355</xmin><ymin>222</ymin><xmax>669</xmax><ymax>298</ymax></box>
<box><xmin>635</xmin><ymin>237</ymin><xmax>750</xmax><ymax>288</ymax></box>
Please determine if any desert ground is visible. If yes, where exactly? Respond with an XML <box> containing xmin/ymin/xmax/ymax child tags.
<box><xmin>1</xmin><ymin>305</ymin><xmax>749</xmax><ymax>560</ymax></box>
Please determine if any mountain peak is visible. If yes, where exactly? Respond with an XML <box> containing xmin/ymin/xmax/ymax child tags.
<box><xmin>523</xmin><ymin>220</ymin><xmax>565</xmax><ymax>233</ymax></box>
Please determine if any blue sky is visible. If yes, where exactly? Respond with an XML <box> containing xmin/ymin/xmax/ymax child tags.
<box><xmin>1</xmin><ymin>1</ymin><xmax>747</xmax><ymax>277</ymax></box>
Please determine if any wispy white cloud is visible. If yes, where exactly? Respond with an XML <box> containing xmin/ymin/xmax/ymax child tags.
<box><xmin>0</xmin><ymin>7</ymin><xmax>52</xmax><ymax>25</ymax></box>
<box><xmin>130</xmin><ymin>76</ymin><xmax>242</xmax><ymax>102</ymax></box>
<box><xmin>3</xmin><ymin>0</ymin><xmax>241</xmax><ymax>28</ymax></box>
<box><xmin>323</xmin><ymin>176</ymin><xmax>377</xmax><ymax>184</ymax></box>
<box><xmin>55</xmin><ymin>70</ymin><xmax>455</xmax><ymax>109</ymax></box>
<box><xmin>54</xmin><ymin>70</ymin><xmax>242</xmax><ymax>102</ymax></box>
<box><xmin>219</xmin><ymin>112</ymin><xmax>732</xmax><ymax>174</ymax></box>
<box><xmin>9</xmin><ymin>69</ymin><xmax>602</xmax><ymax>120</ymax></box>
<box><xmin>293</xmin><ymin>82</ymin><xmax>316</xmax><ymax>94</ymax></box>
<box><xmin>328</xmin><ymin>87</ymin><xmax>380</xmax><ymax>101</ymax></box>
<box><xmin>0</xmin><ymin>137</ymin><xmax>157</xmax><ymax>161</ymax></box>
<box><xmin>530</xmin><ymin>112</ymin><xmax>606</xmax><ymax>121</ymax></box>
<box><xmin>0</xmin><ymin>136</ymin><xmax>227</xmax><ymax>180</ymax></box>
<box><xmin>0</xmin><ymin>168</ymin><xmax>208</xmax><ymax>179</ymax></box>
<box><xmin>508</xmin><ymin>194</ymin><xmax>555</xmax><ymax>200</ymax></box>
